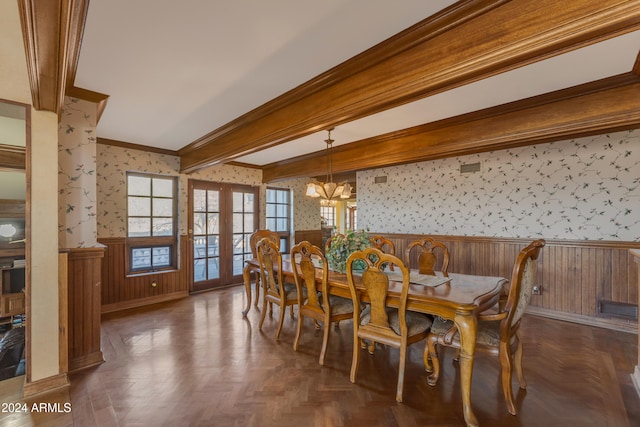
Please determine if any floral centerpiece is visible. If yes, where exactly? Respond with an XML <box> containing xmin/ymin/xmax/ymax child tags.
<box><xmin>325</xmin><ymin>228</ymin><xmax>370</xmax><ymax>273</ymax></box>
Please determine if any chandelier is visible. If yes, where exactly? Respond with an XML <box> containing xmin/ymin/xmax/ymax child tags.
<box><xmin>305</xmin><ymin>128</ymin><xmax>352</xmax><ymax>206</ymax></box>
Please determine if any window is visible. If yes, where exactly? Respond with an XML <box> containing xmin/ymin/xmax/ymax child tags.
<box><xmin>127</xmin><ymin>173</ymin><xmax>178</xmax><ymax>273</ymax></box>
<box><xmin>266</xmin><ymin>187</ymin><xmax>291</xmax><ymax>251</ymax></box>
<box><xmin>320</xmin><ymin>205</ymin><xmax>335</xmax><ymax>227</ymax></box>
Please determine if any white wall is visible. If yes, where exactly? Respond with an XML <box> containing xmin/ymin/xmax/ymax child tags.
<box><xmin>358</xmin><ymin>129</ymin><xmax>640</xmax><ymax>241</ymax></box>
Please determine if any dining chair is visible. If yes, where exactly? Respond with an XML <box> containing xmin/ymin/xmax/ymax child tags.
<box><xmin>424</xmin><ymin>239</ymin><xmax>545</xmax><ymax>415</ymax></box>
<box><xmin>291</xmin><ymin>241</ymin><xmax>354</xmax><ymax>365</ymax></box>
<box><xmin>365</xmin><ymin>235</ymin><xmax>398</xmax><ymax>354</ymax></box>
<box><xmin>249</xmin><ymin>229</ymin><xmax>280</xmax><ymax>309</ymax></box>
<box><xmin>370</xmin><ymin>235</ymin><xmax>396</xmax><ymax>271</ymax></box>
<box><xmin>257</xmin><ymin>237</ymin><xmax>303</xmax><ymax>340</ymax></box>
<box><xmin>404</xmin><ymin>237</ymin><xmax>450</xmax><ymax>275</ymax></box>
<box><xmin>346</xmin><ymin>247</ymin><xmax>433</xmax><ymax>402</ymax></box>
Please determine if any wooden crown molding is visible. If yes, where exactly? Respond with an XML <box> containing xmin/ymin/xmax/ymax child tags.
<box><xmin>97</xmin><ymin>138</ymin><xmax>179</xmax><ymax>157</ymax></box>
<box><xmin>18</xmin><ymin>0</ymin><xmax>89</xmax><ymax>114</ymax></box>
<box><xmin>66</xmin><ymin>86</ymin><xmax>110</xmax><ymax>123</ymax></box>
<box><xmin>180</xmin><ymin>0</ymin><xmax>640</xmax><ymax>173</ymax></box>
<box><xmin>262</xmin><ymin>73</ymin><xmax>640</xmax><ymax>182</ymax></box>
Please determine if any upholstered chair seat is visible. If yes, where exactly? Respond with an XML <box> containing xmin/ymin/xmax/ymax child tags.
<box><xmin>361</xmin><ymin>305</ymin><xmax>432</xmax><ymax>336</ymax></box>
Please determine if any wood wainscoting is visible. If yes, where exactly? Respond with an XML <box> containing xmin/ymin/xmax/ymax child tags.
<box><xmin>294</xmin><ymin>229</ymin><xmax>323</xmax><ymax>250</ymax></box>
<box><xmin>98</xmin><ymin>236</ymin><xmax>190</xmax><ymax>313</ymax></box>
<box><xmin>67</xmin><ymin>246</ymin><xmax>106</xmax><ymax>372</ymax></box>
<box><xmin>377</xmin><ymin>234</ymin><xmax>639</xmax><ymax>333</ymax></box>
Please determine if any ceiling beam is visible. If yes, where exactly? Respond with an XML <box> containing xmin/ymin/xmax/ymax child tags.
<box><xmin>180</xmin><ymin>0</ymin><xmax>640</xmax><ymax>173</ymax></box>
<box><xmin>262</xmin><ymin>73</ymin><xmax>640</xmax><ymax>182</ymax></box>
<box><xmin>17</xmin><ymin>0</ymin><xmax>89</xmax><ymax>114</ymax></box>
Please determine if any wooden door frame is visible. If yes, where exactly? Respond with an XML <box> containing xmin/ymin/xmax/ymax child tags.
<box><xmin>187</xmin><ymin>180</ymin><xmax>259</xmax><ymax>292</ymax></box>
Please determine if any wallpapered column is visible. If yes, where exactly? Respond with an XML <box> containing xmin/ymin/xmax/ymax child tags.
<box><xmin>58</xmin><ymin>97</ymin><xmax>98</xmax><ymax>248</ymax></box>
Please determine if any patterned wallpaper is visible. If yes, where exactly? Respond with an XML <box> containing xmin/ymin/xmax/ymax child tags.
<box><xmin>97</xmin><ymin>144</ymin><xmax>180</xmax><ymax>238</ymax></box>
<box><xmin>357</xmin><ymin>129</ymin><xmax>640</xmax><ymax>241</ymax></box>
<box><xmin>96</xmin><ymin>145</ymin><xmax>319</xmax><ymax>237</ymax></box>
<box><xmin>58</xmin><ymin>97</ymin><xmax>98</xmax><ymax>248</ymax></box>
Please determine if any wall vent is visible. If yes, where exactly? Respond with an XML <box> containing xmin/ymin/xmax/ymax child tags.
<box><xmin>460</xmin><ymin>162</ymin><xmax>481</xmax><ymax>174</ymax></box>
<box><xmin>374</xmin><ymin>176</ymin><xmax>387</xmax><ymax>184</ymax></box>
<box><xmin>598</xmin><ymin>300</ymin><xmax>638</xmax><ymax>320</ymax></box>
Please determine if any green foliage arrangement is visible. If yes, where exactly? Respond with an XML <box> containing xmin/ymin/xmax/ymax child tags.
<box><xmin>326</xmin><ymin>228</ymin><xmax>370</xmax><ymax>273</ymax></box>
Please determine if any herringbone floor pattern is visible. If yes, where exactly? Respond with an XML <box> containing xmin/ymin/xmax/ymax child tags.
<box><xmin>1</xmin><ymin>285</ymin><xmax>638</xmax><ymax>426</ymax></box>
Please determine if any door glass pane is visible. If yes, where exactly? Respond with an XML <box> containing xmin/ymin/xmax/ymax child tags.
<box><xmin>207</xmin><ymin>190</ymin><xmax>219</xmax><ymax>211</ymax></box>
<box><xmin>194</xmin><ymin>259</ymin><xmax>206</xmax><ymax>281</ymax></box>
<box><xmin>243</xmin><ymin>214</ymin><xmax>254</xmax><ymax>232</ymax></box>
<box><xmin>232</xmin><ymin>234</ymin><xmax>244</xmax><ymax>254</ymax></box>
<box><xmin>244</xmin><ymin>193</ymin><xmax>253</xmax><ymax>209</ymax></box>
<box><xmin>207</xmin><ymin>213</ymin><xmax>219</xmax><ymax>234</ymax></box>
<box><xmin>233</xmin><ymin>254</ymin><xmax>244</xmax><ymax>275</ymax></box>
<box><xmin>193</xmin><ymin>213</ymin><xmax>206</xmax><ymax>235</ymax></box>
<box><xmin>232</xmin><ymin>192</ymin><xmax>243</xmax><ymax>212</ymax></box>
<box><xmin>193</xmin><ymin>189</ymin><xmax>206</xmax><ymax>212</ymax></box>
<box><xmin>207</xmin><ymin>236</ymin><xmax>219</xmax><ymax>257</ymax></box>
<box><xmin>194</xmin><ymin>237</ymin><xmax>206</xmax><ymax>259</ymax></box>
<box><xmin>232</xmin><ymin>213</ymin><xmax>243</xmax><ymax>233</ymax></box>
<box><xmin>277</xmin><ymin>218</ymin><xmax>287</xmax><ymax>231</ymax></box>
<box><xmin>266</xmin><ymin>218</ymin><xmax>276</xmax><ymax>230</ymax></box>
<box><xmin>207</xmin><ymin>258</ymin><xmax>219</xmax><ymax>280</ymax></box>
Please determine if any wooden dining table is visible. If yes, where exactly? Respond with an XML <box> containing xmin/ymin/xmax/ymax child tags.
<box><xmin>242</xmin><ymin>257</ymin><xmax>507</xmax><ymax>427</ymax></box>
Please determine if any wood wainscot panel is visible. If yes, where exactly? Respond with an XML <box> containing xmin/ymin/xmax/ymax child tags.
<box><xmin>67</xmin><ymin>246</ymin><xmax>105</xmax><ymax>372</ymax></box>
<box><xmin>630</xmin><ymin>249</ymin><xmax>640</xmax><ymax>397</ymax></box>
<box><xmin>98</xmin><ymin>236</ymin><xmax>189</xmax><ymax>313</ymax></box>
<box><xmin>294</xmin><ymin>229</ymin><xmax>323</xmax><ymax>250</ymax></box>
<box><xmin>376</xmin><ymin>233</ymin><xmax>640</xmax><ymax>333</ymax></box>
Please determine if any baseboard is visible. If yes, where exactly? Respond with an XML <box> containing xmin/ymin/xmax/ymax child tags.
<box><xmin>68</xmin><ymin>350</ymin><xmax>104</xmax><ymax>372</ymax></box>
<box><xmin>101</xmin><ymin>291</ymin><xmax>189</xmax><ymax>314</ymax></box>
<box><xmin>526</xmin><ymin>306</ymin><xmax>637</xmax><ymax>334</ymax></box>
<box><xmin>23</xmin><ymin>373</ymin><xmax>69</xmax><ymax>399</ymax></box>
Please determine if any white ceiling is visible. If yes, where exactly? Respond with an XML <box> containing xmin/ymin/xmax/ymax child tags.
<box><xmin>74</xmin><ymin>0</ymin><xmax>640</xmax><ymax>166</ymax></box>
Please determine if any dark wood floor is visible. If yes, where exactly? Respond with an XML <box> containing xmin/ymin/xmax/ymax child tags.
<box><xmin>1</xmin><ymin>285</ymin><xmax>639</xmax><ymax>426</ymax></box>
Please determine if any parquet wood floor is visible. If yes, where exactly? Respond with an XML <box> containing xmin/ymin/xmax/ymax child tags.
<box><xmin>1</xmin><ymin>285</ymin><xmax>638</xmax><ymax>426</ymax></box>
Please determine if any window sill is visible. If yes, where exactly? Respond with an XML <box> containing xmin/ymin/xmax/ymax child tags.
<box><xmin>126</xmin><ymin>268</ymin><xmax>179</xmax><ymax>278</ymax></box>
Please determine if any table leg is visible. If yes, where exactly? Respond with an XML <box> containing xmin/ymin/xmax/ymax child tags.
<box><xmin>454</xmin><ymin>313</ymin><xmax>479</xmax><ymax>427</ymax></box>
<box><xmin>242</xmin><ymin>264</ymin><xmax>252</xmax><ymax>317</ymax></box>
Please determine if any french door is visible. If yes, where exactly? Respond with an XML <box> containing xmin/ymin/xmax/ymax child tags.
<box><xmin>188</xmin><ymin>180</ymin><xmax>258</xmax><ymax>292</ymax></box>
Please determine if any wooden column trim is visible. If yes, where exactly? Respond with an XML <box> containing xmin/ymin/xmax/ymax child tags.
<box><xmin>17</xmin><ymin>0</ymin><xmax>89</xmax><ymax>114</ymax></box>
<box><xmin>630</xmin><ymin>249</ymin><xmax>640</xmax><ymax>398</ymax></box>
